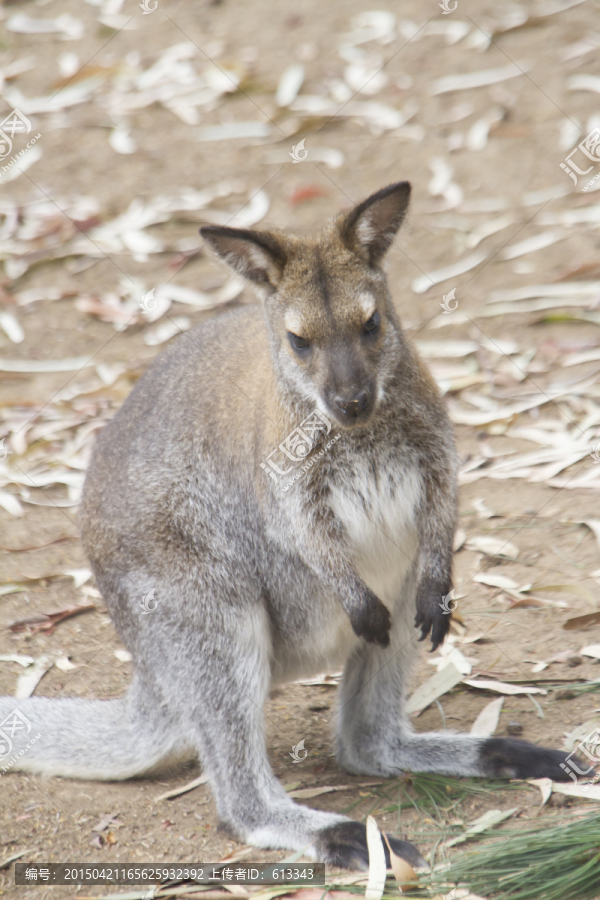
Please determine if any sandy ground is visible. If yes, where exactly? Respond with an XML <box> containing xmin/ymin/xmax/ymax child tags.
<box><xmin>1</xmin><ymin>0</ymin><xmax>600</xmax><ymax>897</ymax></box>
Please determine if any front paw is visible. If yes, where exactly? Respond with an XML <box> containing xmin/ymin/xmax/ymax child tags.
<box><xmin>349</xmin><ymin>588</ymin><xmax>391</xmax><ymax>648</ymax></box>
<box><xmin>414</xmin><ymin>578</ymin><xmax>452</xmax><ymax>651</ymax></box>
<box><xmin>479</xmin><ymin>737</ymin><xmax>592</xmax><ymax>781</ymax></box>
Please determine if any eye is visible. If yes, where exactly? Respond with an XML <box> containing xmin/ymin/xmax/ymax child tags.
<box><xmin>288</xmin><ymin>332</ymin><xmax>310</xmax><ymax>352</ymax></box>
<box><xmin>364</xmin><ymin>311</ymin><xmax>380</xmax><ymax>334</ymax></box>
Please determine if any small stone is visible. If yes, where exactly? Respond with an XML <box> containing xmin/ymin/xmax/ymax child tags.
<box><xmin>555</xmin><ymin>689</ymin><xmax>577</xmax><ymax>700</ymax></box>
<box><xmin>567</xmin><ymin>655</ymin><xmax>583</xmax><ymax>667</ymax></box>
<box><xmin>507</xmin><ymin>722</ymin><xmax>523</xmax><ymax>736</ymax></box>
<box><xmin>550</xmin><ymin>793</ymin><xmax>569</xmax><ymax>807</ymax></box>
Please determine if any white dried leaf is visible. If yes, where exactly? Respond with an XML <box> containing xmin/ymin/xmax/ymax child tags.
<box><xmin>561</xmin><ymin>36</ymin><xmax>600</xmax><ymax>62</ymax></box>
<box><xmin>432</xmin><ymin>63</ymin><xmax>528</xmax><ymax>95</ymax></box>
<box><xmin>0</xmin><ymin>145</ymin><xmax>42</xmax><ymax>183</ymax></box>
<box><xmin>419</xmin><ymin>21</ymin><xmax>471</xmax><ymax>44</ymax></box>
<box><xmin>154</xmin><ymin>280</ymin><xmax>242</xmax><ymax>311</ymax></box>
<box><xmin>470</xmin><ymin>697</ymin><xmax>504</xmax><ymax>737</ymax></box>
<box><xmin>466</xmin><ymin>536</ymin><xmax>518</xmax><ymax>559</ymax></box>
<box><xmin>196</xmin><ymin>122</ymin><xmax>271</xmax><ymax>141</ymax></box>
<box><xmin>122</xmin><ymin>230</ymin><xmax>164</xmax><ymax>254</ymax></box>
<box><xmin>407</xmin><ymin>662</ymin><xmax>463</xmax><ymax>714</ymax></box>
<box><xmin>465</xmin><ymin>108</ymin><xmax>504</xmax><ymax>151</ymax></box>
<box><xmin>465</xmin><ymin>214</ymin><xmax>515</xmax><ymax>249</ymax></box>
<box><xmin>416</xmin><ymin>340</ymin><xmax>478</xmax><ymax>358</ymax></box>
<box><xmin>16</xmin><ymin>656</ymin><xmax>53</xmax><ymax>699</ymax></box>
<box><xmin>0</xmin><ymin>654</ymin><xmax>34</xmax><ymax>667</ymax></box>
<box><xmin>54</xmin><ymin>656</ymin><xmax>78</xmax><ymax>671</ymax></box>
<box><xmin>114</xmin><ymin>649</ymin><xmax>132</xmax><ymax>662</ymax></box>
<box><xmin>288</xmin><ymin>784</ymin><xmax>357</xmax><ymax>799</ymax></box>
<box><xmin>6</xmin><ymin>13</ymin><xmax>84</xmax><ymax>39</ymax></box>
<box><xmin>0</xmin><ymin>57</ymin><xmax>36</xmax><ymax>82</ymax></box>
<box><xmin>365</xmin><ymin>817</ymin><xmax>386</xmax><ymax>900</ymax></box>
<box><xmin>463</xmin><ymin>678</ymin><xmax>546</xmax><ymax>696</ymax></box>
<box><xmin>144</xmin><ymin>317</ymin><xmax>191</xmax><ymax>346</ymax></box>
<box><xmin>553</xmin><ymin>782</ymin><xmax>600</xmax><ymax>800</ymax></box>
<box><xmin>568</xmin><ymin>74</ymin><xmax>600</xmax><ymax>93</ymax></box>
<box><xmin>428</xmin><ymin>643</ymin><xmax>473</xmax><ymax>676</ymax></box>
<box><xmin>454</xmin><ymin>527</ymin><xmax>466</xmax><ymax>551</ymax></box>
<box><xmin>227</xmin><ymin>190</ymin><xmax>270</xmax><ymax>228</ymax></box>
<box><xmin>0</xmin><ymin>355</ymin><xmax>90</xmax><ymax>373</ymax></box>
<box><xmin>411</xmin><ymin>251</ymin><xmax>486</xmax><ymax>293</ymax></box>
<box><xmin>109</xmin><ymin>125</ymin><xmax>136</xmax><ymax>155</ymax></box>
<box><xmin>204</xmin><ymin>66</ymin><xmax>242</xmax><ymax>95</ymax></box>
<box><xmin>344</xmin><ymin>63</ymin><xmax>388</xmax><ymax>95</ymax></box>
<box><xmin>579</xmin><ymin>520</ymin><xmax>600</xmax><ymax>553</ymax></box>
<box><xmin>96</xmin><ymin>363</ymin><xmax>126</xmax><ymax>386</ymax></box>
<box><xmin>347</xmin><ymin>11</ymin><xmax>396</xmax><ymax>45</ymax></box>
<box><xmin>500</xmin><ymin>231</ymin><xmax>566</xmax><ymax>261</ymax></box>
<box><xmin>562</xmin><ymin>348</ymin><xmax>600</xmax><ymax>367</ymax></box>
<box><xmin>488</xmin><ymin>282</ymin><xmax>600</xmax><ymax>303</ymax></box>
<box><xmin>445</xmin><ymin>808</ymin><xmax>518</xmax><ymax>847</ymax></box>
<box><xmin>275</xmin><ymin>64</ymin><xmax>305</xmax><ymax>107</ymax></box>
<box><xmin>581</xmin><ymin>645</ymin><xmax>600</xmax><ymax>659</ymax></box>
<box><xmin>58</xmin><ymin>52</ymin><xmax>80</xmax><ymax>78</ymax></box>
<box><xmin>531</xmin><ymin>661</ymin><xmax>549</xmax><ymax>673</ymax></box>
<box><xmin>64</xmin><ymin>568</ymin><xmax>92</xmax><ymax>589</ymax></box>
<box><xmin>0</xmin><ymin>312</ymin><xmax>24</xmax><ymax>344</ymax></box>
<box><xmin>293</xmin><ymin>672</ymin><xmax>341</xmax><ymax>686</ymax></box>
<box><xmin>0</xmin><ymin>491</ymin><xmax>24</xmax><ymax>517</ymax></box>
<box><xmin>154</xmin><ymin>773</ymin><xmax>210</xmax><ymax>802</ymax></box>
<box><xmin>312</xmin><ymin>148</ymin><xmax>345</xmax><ymax>168</ymax></box>
<box><xmin>473</xmin><ymin>573</ymin><xmax>520</xmax><ymax>591</ymax></box>
<box><xmin>528</xmin><ymin>777</ymin><xmax>553</xmax><ymax>806</ymax></box>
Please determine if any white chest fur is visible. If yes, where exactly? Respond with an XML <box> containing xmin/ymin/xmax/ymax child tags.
<box><xmin>329</xmin><ymin>462</ymin><xmax>421</xmax><ymax>608</ymax></box>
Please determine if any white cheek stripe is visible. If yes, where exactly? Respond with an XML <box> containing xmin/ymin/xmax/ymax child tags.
<box><xmin>284</xmin><ymin>312</ymin><xmax>305</xmax><ymax>334</ymax></box>
<box><xmin>358</xmin><ymin>292</ymin><xmax>376</xmax><ymax>319</ymax></box>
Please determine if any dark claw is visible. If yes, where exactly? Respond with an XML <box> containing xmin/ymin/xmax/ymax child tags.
<box><xmin>414</xmin><ymin>577</ymin><xmax>452</xmax><ymax>651</ymax></box>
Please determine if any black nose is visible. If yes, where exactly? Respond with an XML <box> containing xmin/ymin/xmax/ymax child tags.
<box><xmin>334</xmin><ymin>389</ymin><xmax>369</xmax><ymax>419</ymax></box>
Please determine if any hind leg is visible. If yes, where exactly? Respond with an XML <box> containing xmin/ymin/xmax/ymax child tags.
<box><xmin>135</xmin><ymin>573</ymin><xmax>425</xmax><ymax>870</ymax></box>
<box><xmin>335</xmin><ymin>576</ymin><xmax>582</xmax><ymax>782</ymax></box>
<box><xmin>0</xmin><ymin>672</ymin><xmax>191</xmax><ymax>780</ymax></box>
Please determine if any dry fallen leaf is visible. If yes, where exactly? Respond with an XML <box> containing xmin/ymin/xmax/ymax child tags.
<box><xmin>365</xmin><ymin>816</ymin><xmax>386</xmax><ymax>900</ymax></box>
<box><xmin>528</xmin><ymin>777</ymin><xmax>553</xmax><ymax>806</ymax></box>
<box><xmin>7</xmin><ymin>603</ymin><xmax>96</xmax><ymax>635</ymax></box>
<box><xmin>563</xmin><ymin>612</ymin><xmax>600</xmax><ymax>631</ymax></box>
<box><xmin>287</xmin><ymin>784</ymin><xmax>365</xmax><ymax>799</ymax></box>
<box><xmin>466</xmin><ymin>536</ymin><xmax>519</xmax><ymax>560</ymax></box>
<box><xmin>444</xmin><ymin>808</ymin><xmax>518</xmax><ymax>847</ymax></box>
<box><xmin>154</xmin><ymin>773</ymin><xmax>209</xmax><ymax>801</ymax></box>
<box><xmin>470</xmin><ymin>697</ymin><xmax>504</xmax><ymax>737</ymax></box>
<box><xmin>407</xmin><ymin>662</ymin><xmax>463</xmax><ymax>714</ymax></box>
<box><xmin>15</xmin><ymin>655</ymin><xmax>53</xmax><ymax>699</ymax></box>
<box><xmin>382</xmin><ymin>832</ymin><xmax>418</xmax><ymax>891</ymax></box>
<box><xmin>553</xmin><ymin>782</ymin><xmax>600</xmax><ymax>800</ymax></box>
<box><xmin>463</xmin><ymin>679</ymin><xmax>547</xmax><ymax>696</ymax></box>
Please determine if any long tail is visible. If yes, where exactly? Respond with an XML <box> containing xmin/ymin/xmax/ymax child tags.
<box><xmin>0</xmin><ymin>681</ymin><xmax>191</xmax><ymax>780</ymax></box>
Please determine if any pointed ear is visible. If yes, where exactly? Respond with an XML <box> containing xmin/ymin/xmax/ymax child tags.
<box><xmin>200</xmin><ymin>226</ymin><xmax>287</xmax><ymax>292</ymax></box>
<box><xmin>339</xmin><ymin>181</ymin><xmax>411</xmax><ymax>266</ymax></box>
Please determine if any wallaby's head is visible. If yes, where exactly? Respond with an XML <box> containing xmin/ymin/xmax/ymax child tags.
<box><xmin>200</xmin><ymin>182</ymin><xmax>410</xmax><ymax>429</ymax></box>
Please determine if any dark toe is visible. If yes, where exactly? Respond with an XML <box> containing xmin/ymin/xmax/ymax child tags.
<box><xmin>479</xmin><ymin>737</ymin><xmax>593</xmax><ymax>781</ymax></box>
<box><xmin>314</xmin><ymin>821</ymin><xmax>425</xmax><ymax>871</ymax></box>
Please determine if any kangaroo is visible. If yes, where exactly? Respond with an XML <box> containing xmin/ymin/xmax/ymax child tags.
<box><xmin>0</xmin><ymin>183</ymin><xmax>582</xmax><ymax>870</ymax></box>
